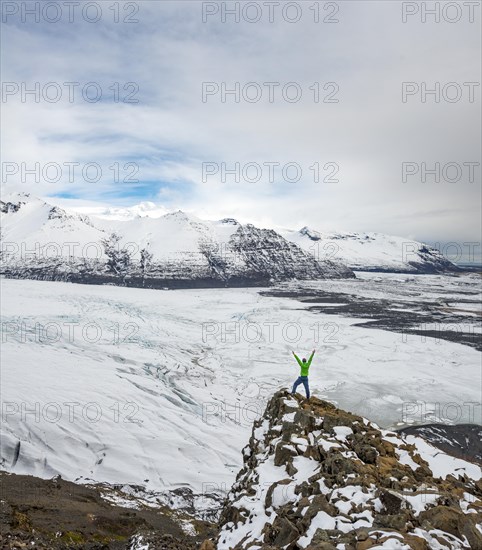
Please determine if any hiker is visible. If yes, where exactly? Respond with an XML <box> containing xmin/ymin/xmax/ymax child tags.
<box><xmin>291</xmin><ymin>349</ymin><xmax>315</xmax><ymax>399</ymax></box>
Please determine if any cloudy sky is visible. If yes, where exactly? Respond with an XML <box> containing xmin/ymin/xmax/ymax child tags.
<box><xmin>1</xmin><ymin>0</ymin><xmax>481</xmax><ymax>247</ymax></box>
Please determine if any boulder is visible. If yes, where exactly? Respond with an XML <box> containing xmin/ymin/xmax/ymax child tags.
<box><xmin>379</xmin><ymin>489</ymin><xmax>403</xmax><ymax>515</ymax></box>
<box><xmin>419</xmin><ymin>506</ymin><xmax>462</xmax><ymax>538</ymax></box>
<box><xmin>274</xmin><ymin>442</ymin><xmax>297</xmax><ymax>467</ymax></box>
<box><xmin>266</xmin><ymin>516</ymin><xmax>299</xmax><ymax>547</ymax></box>
<box><xmin>354</xmin><ymin>444</ymin><xmax>378</xmax><ymax>465</ymax></box>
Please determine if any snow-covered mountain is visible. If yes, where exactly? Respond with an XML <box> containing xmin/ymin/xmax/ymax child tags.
<box><xmin>283</xmin><ymin>226</ymin><xmax>458</xmax><ymax>274</ymax></box>
<box><xmin>0</xmin><ymin>193</ymin><xmax>353</xmax><ymax>286</ymax></box>
<box><xmin>0</xmin><ymin>193</ymin><xmax>458</xmax><ymax>289</ymax></box>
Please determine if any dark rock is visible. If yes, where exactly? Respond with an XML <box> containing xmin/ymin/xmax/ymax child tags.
<box><xmin>379</xmin><ymin>490</ymin><xmax>403</xmax><ymax>515</ymax></box>
<box><xmin>301</xmin><ymin>495</ymin><xmax>337</xmax><ymax>530</ymax></box>
<box><xmin>419</xmin><ymin>506</ymin><xmax>463</xmax><ymax>538</ymax></box>
<box><xmin>373</xmin><ymin>513</ymin><xmax>411</xmax><ymax>531</ymax></box>
<box><xmin>281</xmin><ymin>421</ymin><xmax>302</xmax><ymax>442</ymax></box>
<box><xmin>354</xmin><ymin>444</ymin><xmax>378</xmax><ymax>465</ymax></box>
<box><xmin>266</xmin><ymin>516</ymin><xmax>299</xmax><ymax>547</ymax></box>
<box><xmin>457</xmin><ymin>513</ymin><xmax>482</xmax><ymax>549</ymax></box>
<box><xmin>274</xmin><ymin>442</ymin><xmax>297</xmax><ymax>467</ymax></box>
<box><xmin>322</xmin><ymin>454</ymin><xmax>354</xmax><ymax>476</ymax></box>
<box><xmin>294</xmin><ymin>409</ymin><xmax>317</xmax><ymax>432</ymax></box>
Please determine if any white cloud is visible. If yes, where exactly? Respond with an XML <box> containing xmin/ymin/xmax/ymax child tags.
<box><xmin>2</xmin><ymin>0</ymin><xmax>480</xmax><ymax>244</ymax></box>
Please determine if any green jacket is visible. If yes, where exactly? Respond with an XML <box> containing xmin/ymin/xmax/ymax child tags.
<box><xmin>293</xmin><ymin>351</ymin><xmax>315</xmax><ymax>377</ymax></box>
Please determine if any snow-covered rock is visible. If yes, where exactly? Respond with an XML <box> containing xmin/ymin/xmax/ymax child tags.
<box><xmin>217</xmin><ymin>390</ymin><xmax>482</xmax><ymax>549</ymax></box>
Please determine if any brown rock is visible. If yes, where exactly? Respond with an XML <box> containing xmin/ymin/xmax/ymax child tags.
<box><xmin>286</xmin><ymin>461</ymin><xmax>299</xmax><ymax>476</ymax></box>
<box><xmin>306</xmin><ymin>543</ymin><xmax>337</xmax><ymax>550</ymax></box>
<box><xmin>294</xmin><ymin>409</ymin><xmax>317</xmax><ymax>432</ymax></box>
<box><xmin>301</xmin><ymin>495</ymin><xmax>337</xmax><ymax>530</ymax></box>
<box><xmin>419</xmin><ymin>506</ymin><xmax>462</xmax><ymax>538</ymax></box>
<box><xmin>304</xmin><ymin>445</ymin><xmax>322</xmax><ymax>461</ymax></box>
<box><xmin>413</xmin><ymin>464</ymin><xmax>433</xmax><ymax>482</ymax></box>
<box><xmin>403</xmin><ymin>533</ymin><xmax>430</xmax><ymax>550</ymax></box>
<box><xmin>268</xmin><ymin>516</ymin><xmax>299</xmax><ymax>547</ymax></box>
<box><xmin>310</xmin><ymin>527</ymin><xmax>331</xmax><ymax>543</ymax></box>
<box><xmin>322</xmin><ymin>412</ymin><xmax>354</xmax><ymax>432</ymax></box>
<box><xmin>323</xmin><ymin>454</ymin><xmax>354</xmax><ymax>476</ymax></box>
<box><xmin>305</xmin><ymin>527</ymin><xmax>340</xmax><ymax>549</ymax></box>
<box><xmin>379</xmin><ymin>490</ymin><xmax>403</xmax><ymax>515</ymax></box>
<box><xmin>281</xmin><ymin>421</ymin><xmax>302</xmax><ymax>443</ymax></box>
<box><xmin>457</xmin><ymin>513</ymin><xmax>482</xmax><ymax>549</ymax></box>
<box><xmin>356</xmin><ymin>529</ymin><xmax>369</xmax><ymax>541</ymax></box>
<box><xmin>379</xmin><ymin>440</ymin><xmax>396</xmax><ymax>457</ymax></box>
<box><xmin>274</xmin><ymin>442</ymin><xmax>297</xmax><ymax>467</ymax></box>
<box><xmin>354</xmin><ymin>444</ymin><xmax>378</xmax><ymax>465</ymax></box>
<box><xmin>373</xmin><ymin>513</ymin><xmax>411</xmax><ymax>531</ymax></box>
<box><xmin>377</xmin><ymin>456</ymin><xmax>399</xmax><ymax>476</ymax></box>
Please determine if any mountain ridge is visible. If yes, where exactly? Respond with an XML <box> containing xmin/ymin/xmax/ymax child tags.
<box><xmin>216</xmin><ymin>390</ymin><xmax>482</xmax><ymax>550</ymax></box>
<box><xmin>0</xmin><ymin>193</ymin><xmax>459</xmax><ymax>290</ymax></box>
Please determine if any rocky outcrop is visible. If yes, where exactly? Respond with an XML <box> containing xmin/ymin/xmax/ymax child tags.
<box><xmin>0</xmin><ymin>200</ymin><xmax>23</xmax><ymax>214</ymax></box>
<box><xmin>225</xmin><ymin>225</ymin><xmax>354</xmax><ymax>281</ymax></box>
<box><xmin>217</xmin><ymin>391</ymin><xmax>482</xmax><ymax>549</ymax></box>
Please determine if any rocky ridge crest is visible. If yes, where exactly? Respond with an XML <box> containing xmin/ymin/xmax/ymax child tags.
<box><xmin>217</xmin><ymin>391</ymin><xmax>482</xmax><ymax>549</ymax></box>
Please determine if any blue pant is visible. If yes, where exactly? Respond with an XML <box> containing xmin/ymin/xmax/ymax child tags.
<box><xmin>292</xmin><ymin>376</ymin><xmax>310</xmax><ymax>398</ymax></box>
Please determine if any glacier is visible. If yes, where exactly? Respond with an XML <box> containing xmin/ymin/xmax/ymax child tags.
<box><xmin>1</xmin><ymin>273</ymin><xmax>480</xmax><ymax>514</ymax></box>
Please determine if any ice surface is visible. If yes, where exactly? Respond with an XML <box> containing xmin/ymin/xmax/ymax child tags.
<box><xmin>1</xmin><ymin>275</ymin><xmax>480</xmax><ymax>507</ymax></box>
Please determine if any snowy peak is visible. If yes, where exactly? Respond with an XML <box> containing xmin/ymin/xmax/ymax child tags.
<box><xmin>1</xmin><ymin>193</ymin><xmax>94</xmax><ymax>227</ymax></box>
<box><xmin>69</xmin><ymin>201</ymin><xmax>170</xmax><ymax>221</ymax></box>
<box><xmin>162</xmin><ymin>209</ymin><xmax>193</xmax><ymax>222</ymax></box>
<box><xmin>46</xmin><ymin>205</ymin><xmax>93</xmax><ymax>227</ymax></box>
<box><xmin>0</xmin><ymin>192</ymin><xmax>37</xmax><ymax>214</ymax></box>
<box><xmin>0</xmin><ymin>200</ymin><xmax>23</xmax><ymax>214</ymax></box>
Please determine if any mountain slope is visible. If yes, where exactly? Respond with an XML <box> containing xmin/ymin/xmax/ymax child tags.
<box><xmin>283</xmin><ymin>226</ymin><xmax>459</xmax><ymax>274</ymax></box>
<box><xmin>0</xmin><ymin>193</ymin><xmax>106</xmax><ymax>257</ymax></box>
<box><xmin>0</xmin><ymin>194</ymin><xmax>354</xmax><ymax>287</ymax></box>
<box><xmin>218</xmin><ymin>391</ymin><xmax>482</xmax><ymax>549</ymax></box>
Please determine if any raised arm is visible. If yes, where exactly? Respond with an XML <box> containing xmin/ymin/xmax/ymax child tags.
<box><xmin>306</xmin><ymin>350</ymin><xmax>316</xmax><ymax>367</ymax></box>
<box><xmin>292</xmin><ymin>351</ymin><xmax>303</xmax><ymax>368</ymax></box>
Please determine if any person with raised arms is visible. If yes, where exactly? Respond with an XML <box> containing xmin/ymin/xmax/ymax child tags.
<box><xmin>291</xmin><ymin>349</ymin><xmax>315</xmax><ymax>400</ymax></box>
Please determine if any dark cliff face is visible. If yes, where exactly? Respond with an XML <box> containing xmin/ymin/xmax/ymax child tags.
<box><xmin>406</xmin><ymin>246</ymin><xmax>461</xmax><ymax>274</ymax></box>
<box><xmin>217</xmin><ymin>390</ymin><xmax>482</xmax><ymax>550</ymax></box>
<box><xmin>225</xmin><ymin>225</ymin><xmax>355</xmax><ymax>282</ymax></box>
